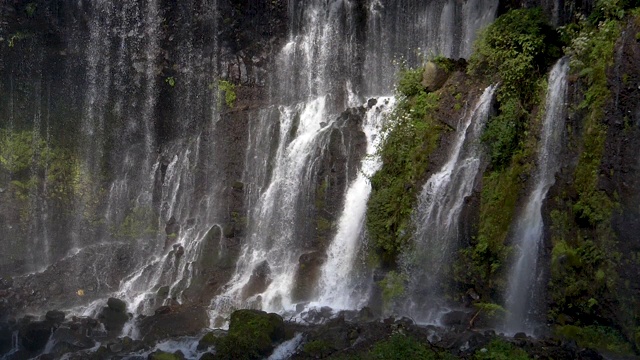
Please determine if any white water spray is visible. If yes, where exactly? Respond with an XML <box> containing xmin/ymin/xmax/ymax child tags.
<box><xmin>503</xmin><ymin>58</ymin><xmax>570</xmax><ymax>334</ymax></box>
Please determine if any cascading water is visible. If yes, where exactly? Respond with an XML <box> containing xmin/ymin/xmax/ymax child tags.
<box><xmin>402</xmin><ymin>85</ymin><xmax>496</xmax><ymax>323</ymax></box>
<box><xmin>207</xmin><ymin>0</ymin><xmax>498</xmax><ymax>324</ymax></box>
<box><xmin>503</xmin><ymin>57</ymin><xmax>570</xmax><ymax>334</ymax></box>
<box><xmin>364</xmin><ymin>0</ymin><xmax>498</xmax><ymax>95</ymax></box>
<box><xmin>0</xmin><ymin>0</ymin><xmax>500</xmax><ymax>336</ymax></box>
<box><xmin>315</xmin><ymin>97</ymin><xmax>395</xmax><ymax>310</ymax></box>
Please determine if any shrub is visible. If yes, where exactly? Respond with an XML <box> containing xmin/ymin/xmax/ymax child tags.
<box><xmin>474</xmin><ymin>339</ymin><xmax>530</xmax><ymax>360</ymax></box>
<box><xmin>369</xmin><ymin>333</ymin><xmax>436</xmax><ymax>360</ymax></box>
<box><xmin>469</xmin><ymin>8</ymin><xmax>561</xmax><ymax>169</ymax></box>
<box><xmin>366</xmin><ymin>67</ymin><xmax>444</xmax><ymax>265</ymax></box>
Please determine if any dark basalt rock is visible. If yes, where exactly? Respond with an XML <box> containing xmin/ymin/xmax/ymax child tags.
<box><xmin>18</xmin><ymin>320</ymin><xmax>54</xmax><ymax>352</ymax></box>
<box><xmin>45</xmin><ymin>310</ymin><xmax>65</xmax><ymax>324</ymax></box>
<box><xmin>138</xmin><ymin>305</ymin><xmax>208</xmax><ymax>344</ymax></box>
<box><xmin>241</xmin><ymin>260</ymin><xmax>272</xmax><ymax>300</ymax></box>
<box><xmin>98</xmin><ymin>300</ymin><xmax>130</xmax><ymax>336</ymax></box>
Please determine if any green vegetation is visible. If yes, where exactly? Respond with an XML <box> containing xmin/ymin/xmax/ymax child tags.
<box><xmin>366</xmin><ymin>67</ymin><xmax>445</xmax><ymax>265</ymax></box>
<box><xmin>455</xmin><ymin>8</ymin><xmax>561</xmax><ymax>302</ymax></box>
<box><xmin>25</xmin><ymin>3</ymin><xmax>37</xmax><ymax>17</ymax></box>
<box><xmin>555</xmin><ymin>325</ymin><xmax>635</xmax><ymax>355</ymax></box>
<box><xmin>7</xmin><ymin>32</ymin><xmax>29</xmax><ymax>48</ymax></box>
<box><xmin>112</xmin><ymin>206</ymin><xmax>157</xmax><ymax>240</ymax></box>
<box><xmin>219</xmin><ymin>80</ymin><xmax>237</xmax><ymax>108</ymax></box>
<box><xmin>303</xmin><ymin>340</ymin><xmax>333</xmax><ymax>358</ymax></box>
<box><xmin>213</xmin><ymin>310</ymin><xmax>284</xmax><ymax>360</ymax></box>
<box><xmin>0</xmin><ymin>129</ymin><xmax>91</xmax><ymax>202</ymax></box>
<box><xmin>469</xmin><ymin>8</ymin><xmax>561</xmax><ymax>169</ymax></box>
<box><xmin>164</xmin><ymin>76</ymin><xmax>176</xmax><ymax>87</ymax></box>
<box><xmin>368</xmin><ymin>333</ymin><xmax>437</xmax><ymax>360</ymax></box>
<box><xmin>378</xmin><ymin>271</ymin><xmax>407</xmax><ymax>310</ymax></box>
<box><xmin>473</xmin><ymin>339</ymin><xmax>531</xmax><ymax>360</ymax></box>
<box><xmin>545</xmin><ymin>0</ymin><xmax>640</xmax><ymax>352</ymax></box>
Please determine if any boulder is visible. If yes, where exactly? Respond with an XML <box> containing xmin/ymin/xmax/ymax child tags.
<box><xmin>241</xmin><ymin>260</ymin><xmax>271</xmax><ymax>300</ymax></box>
<box><xmin>214</xmin><ymin>310</ymin><xmax>285</xmax><ymax>359</ymax></box>
<box><xmin>98</xmin><ymin>302</ymin><xmax>130</xmax><ymax>335</ymax></box>
<box><xmin>107</xmin><ymin>297</ymin><xmax>127</xmax><ymax>313</ymax></box>
<box><xmin>197</xmin><ymin>330</ymin><xmax>226</xmax><ymax>351</ymax></box>
<box><xmin>421</xmin><ymin>61</ymin><xmax>449</xmax><ymax>92</ymax></box>
<box><xmin>139</xmin><ymin>305</ymin><xmax>208</xmax><ymax>344</ymax></box>
<box><xmin>19</xmin><ymin>320</ymin><xmax>53</xmax><ymax>352</ymax></box>
<box><xmin>45</xmin><ymin>310</ymin><xmax>65</xmax><ymax>324</ymax></box>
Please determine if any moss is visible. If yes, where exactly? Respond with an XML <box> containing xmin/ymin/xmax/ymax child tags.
<box><xmin>378</xmin><ymin>271</ymin><xmax>407</xmax><ymax>310</ymax></box>
<box><xmin>469</xmin><ymin>8</ymin><xmax>561</xmax><ymax>169</ymax></box>
<box><xmin>555</xmin><ymin>325</ymin><xmax>635</xmax><ymax>355</ymax></box>
<box><xmin>455</xmin><ymin>157</ymin><xmax>530</xmax><ymax>300</ymax></box>
<box><xmin>303</xmin><ymin>340</ymin><xmax>333</xmax><ymax>357</ymax></box>
<box><xmin>148</xmin><ymin>351</ymin><xmax>181</xmax><ymax>360</ymax></box>
<box><xmin>112</xmin><ymin>206</ymin><xmax>157</xmax><ymax>240</ymax></box>
<box><xmin>366</xmin><ymin>68</ymin><xmax>444</xmax><ymax>265</ymax></box>
<box><xmin>546</xmin><ymin>8</ymin><xmax>626</xmax><ymax>335</ymax></box>
<box><xmin>219</xmin><ymin>80</ymin><xmax>237</xmax><ymax>108</ymax></box>
<box><xmin>213</xmin><ymin>310</ymin><xmax>284</xmax><ymax>360</ymax></box>
<box><xmin>473</xmin><ymin>339</ymin><xmax>531</xmax><ymax>360</ymax></box>
<box><xmin>369</xmin><ymin>333</ymin><xmax>437</xmax><ymax>360</ymax></box>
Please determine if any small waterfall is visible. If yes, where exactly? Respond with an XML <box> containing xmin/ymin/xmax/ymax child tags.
<box><xmin>315</xmin><ymin>97</ymin><xmax>395</xmax><ymax>310</ymax></box>
<box><xmin>403</xmin><ymin>85</ymin><xmax>496</xmax><ymax>323</ymax></box>
<box><xmin>503</xmin><ymin>57</ymin><xmax>569</xmax><ymax>334</ymax></box>
<box><xmin>209</xmin><ymin>99</ymin><xmax>333</xmax><ymax>319</ymax></box>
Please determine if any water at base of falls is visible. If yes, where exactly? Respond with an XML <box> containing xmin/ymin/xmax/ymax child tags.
<box><xmin>402</xmin><ymin>84</ymin><xmax>497</xmax><ymax>324</ymax></box>
<box><xmin>503</xmin><ymin>57</ymin><xmax>570</xmax><ymax>335</ymax></box>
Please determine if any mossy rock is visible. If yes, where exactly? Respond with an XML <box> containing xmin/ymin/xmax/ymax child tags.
<box><xmin>148</xmin><ymin>350</ymin><xmax>184</xmax><ymax>360</ymax></box>
<box><xmin>213</xmin><ymin>309</ymin><xmax>285</xmax><ymax>360</ymax></box>
<box><xmin>197</xmin><ymin>332</ymin><xmax>217</xmax><ymax>351</ymax></box>
<box><xmin>421</xmin><ymin>61</ymin><xmax>449</xmax><ymax>92</ymax></box>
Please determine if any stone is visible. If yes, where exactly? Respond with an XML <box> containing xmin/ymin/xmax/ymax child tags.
<box><xmin>421</xmin><ymin>61</ymin><xmax>449</xmax><ymax>92</ymax></box>
<box><xmin>513</xmin><ymin>332</ymin><xmax>528</xmax><ymax>339</ymax></box>
<box><xmin>441</xmin><ymin>310</ymin><xmax>471</xmax><ymax>327</ymax></box>
<box><xmin>107</xmin><ymin>297</ymin><xmax>127</xmax><ymax>313</ymax></box>
<box><xmin>214</xmin><ymin>309</ymin><xmax>285</xmax><ymax>359</ymax></box>
<box><xmin>19</xmin><ymin>320</ymin><xmax>53</xmax><ymax>352</ymax></box>
<box><xmin>45</xmin><ymin>310</ymin><xmax>65</xmax><ymax>324</ymax></box>
<box><xmin>98</xmin><ymin>306</ymin><xmax>130</xmax><ymax>335</ymax></box>
<box><xmin>241</xmin><ymin>260</ymin><xmax>271</xmax><ymax>300</ymax></box>
<box><xmin>139</xmin><ymin>305</ymin><xmax>208</xmax><ymax>344</ymax></box>
<box><xmin>367</xmin><ymin>98</ymin><xmax>378</xmax><ymax>108</ymax></box>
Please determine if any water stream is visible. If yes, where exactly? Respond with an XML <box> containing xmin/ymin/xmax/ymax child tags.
<box><xmin>403</xmin><ymin>85</ymin><xmax>497</xmax><ymax>323</ymax></box>
<box><xmin>503</xmin><ymin>57</ymin><xmax>570</xmax><ymax>334</ymax></box>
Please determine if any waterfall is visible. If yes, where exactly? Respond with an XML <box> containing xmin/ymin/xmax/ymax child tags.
<box><xmin>503</xmin><ymin>57</ymin><xmax>570</xmax><ymax>334</ymax></box>
<box><xmin>402</xmin><ymin>85</ymin><xmax>496</xmax><ymax>323</ymax></box>
<box><xmin>364</xmin><ymin>0</ymin><xmax>498</xmax><ymax>95</ymax></box>
<box><xmin>0</xmin><ymin>0</ymin><xmax>499</xmax><ymax>326</ymax></box>
<box><xmin>315</xmin><ymin>97</ymin><xmax>395</xmax><ymax>310</ymax></box>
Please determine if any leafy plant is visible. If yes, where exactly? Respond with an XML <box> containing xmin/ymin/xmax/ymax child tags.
<box><xmin>469</xmin><ymin>8</ymin><xmax>561</xmax><ymax>169</ymax></box>
<box><xmin>219</xmin><ymin>80</ymin><xmax>237</xmax><ymax>108</ymax></box>
<box><xmin>366</xmin><ymin>67</ymin><xmax>444</xmax><ymax>264</ymax></box>
<box><xmin>369</xmin><ymin>333</ymin><xmax>436</xmax><ymax>360</ymax></box>
<box><xmin>474</xmin><ymin>339</ymin><xmax>530</xmax><ymax>360</ymax></box>
<box><xmin>378</xmin><ymin>271</ymin><xmax>407</xmax><ymax>309</ymax></box>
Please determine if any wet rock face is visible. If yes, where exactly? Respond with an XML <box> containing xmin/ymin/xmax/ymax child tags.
<box><xmin>604</xmin><ymin>19</ymin><xmax>640</xmax><ymax>335</ymax></box>
<box><xmin>138</xmin><ymin>304</ymin><xmax>208</xmax><ymax>344</ymax></box>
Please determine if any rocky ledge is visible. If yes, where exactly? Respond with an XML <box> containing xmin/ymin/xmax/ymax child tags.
<box><xmin>1</xmin><ymin>299</ymin><xmax>630</xmax><ymax>359</ymax></box>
